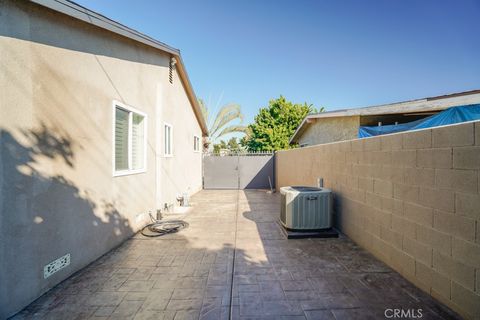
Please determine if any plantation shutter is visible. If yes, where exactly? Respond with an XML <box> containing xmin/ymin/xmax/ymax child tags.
<box><xmin>115</xmin><ymin>107</ymin><xmax>129</xmax><ymax>171</ymax></box>
<box><xmin>132</xmin><ymin>114</ymin><xmax>145</xmax><ymax>170</ymax></box>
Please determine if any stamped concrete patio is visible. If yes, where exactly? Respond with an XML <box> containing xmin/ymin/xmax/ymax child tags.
<box><xmin>13</xmin><ymin>190</ymin><xmax>460</xmax><ymax>320</ymax></box>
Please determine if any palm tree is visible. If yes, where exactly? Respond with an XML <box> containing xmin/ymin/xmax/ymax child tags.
<box><xmin>199</xmin><ymin>98</ymin><xmax>248</xmax><ymax>150</ymax></box>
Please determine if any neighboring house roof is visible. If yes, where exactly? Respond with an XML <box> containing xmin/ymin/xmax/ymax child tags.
<box><xmin>30</xmin><ymin>0</ymin><xmax>208</xmax><ymax>135</ymax></box>
<box><xmin>290</xmin><ymin>89</ymin><xmax>480</xmax><ymax>143</ymax></box>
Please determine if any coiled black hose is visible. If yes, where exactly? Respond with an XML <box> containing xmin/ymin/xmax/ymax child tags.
<box><xmin>141</xmin><ymin>213</ymin><xmax>189</xmax><ymax>237</ymax></box>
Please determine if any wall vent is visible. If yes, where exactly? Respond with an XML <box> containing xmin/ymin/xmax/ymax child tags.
<box><xmin>44</xmin><ymin>253</ymin><xmax>70</xmax><ymax>279</ymax></box>
<box><xmin>169</xmin><ymin>57</ymin><xmax>177</xmax><ymax>84</ymax></box>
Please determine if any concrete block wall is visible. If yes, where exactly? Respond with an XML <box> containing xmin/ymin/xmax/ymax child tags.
<box><xmin>276</xmin><ymin>121</ymin><xmax>480</xmax><ymax>319</ymax></box>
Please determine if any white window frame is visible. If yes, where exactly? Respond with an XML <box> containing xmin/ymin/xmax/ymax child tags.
<box><xmin>112</xmin><ymin>100</ymin><xmax>148</xmax><ymax>177</ymax></box>
<box><xmin>193</xmin><ymin>135</ymin><xmax>201</xmax><ymax>153</ymax></box>
<box><xmin>164</xmin><ymin>122</ymin><xmax>173</xmax><ymax>157</ymax></box>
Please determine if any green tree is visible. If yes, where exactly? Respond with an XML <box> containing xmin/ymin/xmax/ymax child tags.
<box><xmin>227</xmin><ymin>137</ymin><xmax>240</xmax><ymax>152</ymax></box>
<box><xmin>199</xmin><ymin>99</ymin><xmax>247</xmax><ymax>150</ymax></box>
<box><xmin>244</xmin><ymin>96</ymin><xmax>319</xmax><ymax>151</ymax></box>
<box><xmin>213</xmin><ymin>138</ymin><xmax>242</xmax><ymax>153</ymax></box>
<box><xmin>213</xmin><ymin>140</ymin><xmax>227</xmax><ymax>154</ymax></box>
<box><xmin>239</xmin><ymin>134</ymin><xmax>249</xmax><ymax>149</ymax></box>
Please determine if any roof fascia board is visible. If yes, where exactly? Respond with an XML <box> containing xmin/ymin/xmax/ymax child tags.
<box><xmin>290</xmin><ymin>92</ymin><xmax>480</xmax><ymax>143</ymax></box>
<box><xmin>175</xmin><ymin>56</ymin><xmax>208</xmax><ymax>135</ymax></box>
<box><xmin>30</xmin><ymin>0</ymin><xmax>208</xmax><ymax>135</ymax></box>
<box><xmin>308</xmin><ymin>92</ymin><xmax>480</xmax><ymax>120</ymax></box>
<box><xmin>289</xmin><ymin>117</ymin><xmax>308</xmax><ymax>144</ymax></box>
<box><xmin>31</xmin><ymin>0</ymin><xmax>180</xmax><ymax>56</ymax></box>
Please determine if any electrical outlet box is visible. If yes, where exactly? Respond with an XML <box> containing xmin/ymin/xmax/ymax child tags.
<box><xmin>44</xmin><ymin>253</ymin><xmax>70</xmax><ymax>279</ymax></box>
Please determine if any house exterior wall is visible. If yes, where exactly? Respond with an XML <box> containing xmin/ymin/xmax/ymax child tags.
<box><xmin>158</xmin><ymin>70</ymin><xmax>203</xmax><ymax>210</ymax></box>
<box><xmin>276</xmin><ymin>121</ymin><xmax>480</xmax><ymax>319</ymax></box>
<box><xmin>0</xmin><ymin>1</ymin><xmax>202</xmax><ymax>317</ymax></box>
<box><xmin>297</xmin><ymin>116</ymin><xmax>360</xmax><ymax>146</ymax></box>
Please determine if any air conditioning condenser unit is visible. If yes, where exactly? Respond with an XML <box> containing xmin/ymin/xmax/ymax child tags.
<box><xmin>280</xmin><ymin>186</ymin><xmax>332</xmax><ymax>230</ymax></box>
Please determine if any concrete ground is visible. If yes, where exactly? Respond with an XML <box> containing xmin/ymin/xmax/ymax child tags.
<box><xmin>13</xmin><ymin>190</ymin><xmax>460</xmax><ymax>320</ymax></box>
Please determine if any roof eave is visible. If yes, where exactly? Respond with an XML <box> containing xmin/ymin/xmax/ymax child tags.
<box><xmin>30</xmin><ymin>0</ymin><xmax>208</xmax><ymax>135</ymax></box>
<box><xmin>31</xmin><ymin>0</ymin><xmax>180</xmax><ymax>56</ymax></box>
<box><xmin>174</xmin><ymin>55</ymin><xmax>208</xmax><ymax>135</ymax></box>
<box><xmin>289</xmin><ymin>89</ymin><xmax>480</xmax><ymax>143</ymax></box>
<box><xmin>289</xmin><ymin>117</ymin><xmax>309</xmax><ymax>144</ymax></box>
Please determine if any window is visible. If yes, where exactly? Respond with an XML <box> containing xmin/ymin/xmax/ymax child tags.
<box><xmin>194</xmin><ymin>135</ymin><xmax>200</xmax><ymax>152</ymax></box>
<box><xmin>113</xmin><ymin>101</ymin><xmax>147</xmax><ymax>176</ymax></box>
<box><xmin>164</xmin><ymin>123</ymin><xmax>173</xmax><ymax>156</ymax></box>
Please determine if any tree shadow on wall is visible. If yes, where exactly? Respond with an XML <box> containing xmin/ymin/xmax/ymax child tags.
<box><xmin>0</xmin><ymin>124</ymin><xmax>133</xmax><ymax>319</ymax></box>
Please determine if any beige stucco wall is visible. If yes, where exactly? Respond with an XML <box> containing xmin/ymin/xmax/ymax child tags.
<box><xmin>277</xmin><ymin>121</ymin><xmax>480</xmax><ymax>319</ymax></box>
<box><xmin>0</xmin><ymin>1</ymin><xmax>202</xmax><ymax>317</ymax></box>
<box><xmin>297</xmin><ymin>116</ymin><xmax>360</xmax><ymax>146</ymax></box>
<box><xmin>158</xmin><ymin>69</ymin><xmax>203</xmax><ymax>210</ymax></box>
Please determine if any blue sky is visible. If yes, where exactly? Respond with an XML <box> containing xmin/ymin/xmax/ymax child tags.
<box><xmin>76</xmin><ymin>0</ymin><xmax>480</xmax><ymax>137</ymax></box>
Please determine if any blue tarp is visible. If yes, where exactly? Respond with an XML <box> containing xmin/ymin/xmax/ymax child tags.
<box><xmin>358</xmin><ymin>104</ymin><xmax>480</xmax><ymax>138</ymax></box>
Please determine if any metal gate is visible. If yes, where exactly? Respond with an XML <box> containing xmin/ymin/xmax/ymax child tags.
<box><xmin>203</xmin><ymin>152</ymin><xmax>275</xmax><ymax>189</ymax></box>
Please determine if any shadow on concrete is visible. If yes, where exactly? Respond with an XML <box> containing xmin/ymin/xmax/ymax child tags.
<box><xmin>9</xmin><ymin>191</ymin><xmax>248</xmax><ymax>319</ymax></box>
<box><xmin>0</xmin><ymin>125</ymin><xmax>133</xmax><ymax>319</ymax></box>
<box><xmin>8</xmin><ymin>189</ymin><xmax>462</xmax><ymax>319</ymax></box>
<box><xmin>239</xmin><ymin>190</ymin><xmax>461</xmax><ymax>319</ymax></box>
